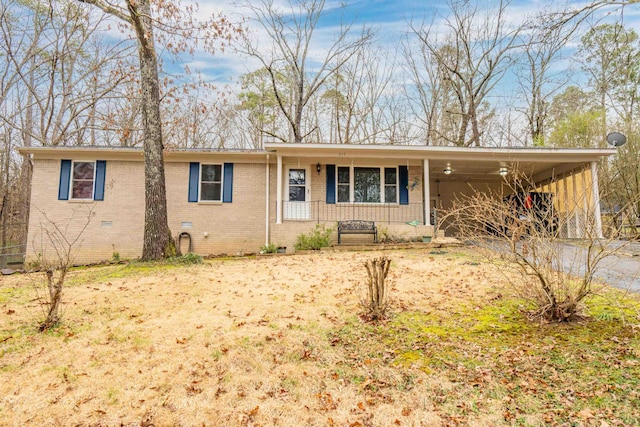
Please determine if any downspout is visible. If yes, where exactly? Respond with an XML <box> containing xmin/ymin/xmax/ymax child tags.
<box><xmin>265</xmin><ymin>154</ymin><xmax>270</xmax><ymax>245</ymax></box>
<box><xmin>591</xmin><ymin>161</ymin><xmax>603</xmax><ymax>239</ymax></box>
<box><xmin>276</xmin><ymin>155</ymin><xmax>283</xmax><ymax>224</ymax></box>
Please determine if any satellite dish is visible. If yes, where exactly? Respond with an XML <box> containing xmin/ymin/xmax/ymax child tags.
<box><xmin>606</xmin><ymin>132</ymin><xmax>627</xmax><ymax>147</ymax></box>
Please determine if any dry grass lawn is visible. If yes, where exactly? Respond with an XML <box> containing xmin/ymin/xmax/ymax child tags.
<box><xmin>1</xmin><ymin>247</ymin><xmax>639</xmax><ymax>426</ymax></box>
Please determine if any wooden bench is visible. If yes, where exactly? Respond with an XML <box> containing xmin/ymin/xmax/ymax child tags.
<box><xmin>337</xmin><ymin>220</ymin><xmax>377</xmax><ymax>244</ymax></box>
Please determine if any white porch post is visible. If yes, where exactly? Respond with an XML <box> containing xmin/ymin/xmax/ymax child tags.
<box><xmin>591</xmin><ymin>161</ymin><xmax>604</xmax><ymax>239</ymax></box>
<box><xmin>423</xmin><ymin>159</ymin><xmax>430</xmax><ymax>226</ymax></box>
<box><xmin>276</xmin><ymin>155</ymin><xmax>283</xmax><ymax>224</ymax></box>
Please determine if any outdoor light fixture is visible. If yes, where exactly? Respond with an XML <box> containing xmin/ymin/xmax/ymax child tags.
<box><xmin>443</xmin><ymin>165</ymin><xmax>452</xmax><ymax>175</ymax></box>
<box><xmin>498</xmin><ymin>167</ymin><xmax>508</xmax><ymax>176</ymax></box>
<box><xmin>316</xmin><ymin>163</ymin><xmax>321</xmax><ymax>175</ymax></box>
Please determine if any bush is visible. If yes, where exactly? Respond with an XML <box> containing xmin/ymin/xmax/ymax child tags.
<box><xmin>260</xmin><ymin>243</ymin><xmax>279</xmax><ymax>254</ymax></box>
<box><xmin>360</xmin><ymin>256</ymin><xmax>392</xmax><ymax>322</ymax></box>
<box><xmin>294</xmin><ymin>224</ymin><xmax>333</xmax><ymax>250</ymax></box>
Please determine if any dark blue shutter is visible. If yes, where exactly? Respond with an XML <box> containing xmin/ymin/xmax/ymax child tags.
<box><xmin>399</xmin><ymin>165</ymin><xmax>409</xmax><ymax>205</ymax></box>
<box><xmin>58</xmin><ymin>160</ymin><xmax>72</xmax><ymax>200</ymax></box>
<box><xmin>326</xmin><ymin>164</ymin><xmax>336</xmax><ymax>204</ymax></box>
<box><xmin>188</xmin><ymin>162</ymin><xmax>199</xmax><ymax>202</ymax></box>
<box><xmin>94</xmin><ymin>160</ymin><xmax>106</xmax><ymax>201</ymax></box>
<box><xmin>223</xmin><ymin>163</ymin><xmax>233</xmax><ymax>203</ymax></box>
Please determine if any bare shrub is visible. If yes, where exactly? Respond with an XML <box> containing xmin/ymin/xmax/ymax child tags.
<box><xmin>361</xmin><ymin>256</ymin><xmax>392</xmax><ymax>321</ymax></box>
<box><xmin>442</xmin><ymin>175</ymin><xmax>626</xmax><ymax>322</ymax></box>
<box><xmin>32</xmin><ymin>208</ymin><xmax>93</xmax><ymax>331</ymax></box>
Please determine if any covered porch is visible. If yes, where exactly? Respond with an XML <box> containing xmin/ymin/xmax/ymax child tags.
<box><xmin>265</xmin><ymin>143</ymin><xmax>615</xmax><ymax>245</ymax></box>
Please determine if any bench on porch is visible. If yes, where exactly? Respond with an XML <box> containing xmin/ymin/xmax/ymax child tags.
<box><xmin>337</xmin><ymin>220</ymin><xmax>377</xmax><ymax>244</ymax></box>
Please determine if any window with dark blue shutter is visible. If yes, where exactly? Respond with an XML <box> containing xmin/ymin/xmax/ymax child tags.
<box><xmin>58</xmin><ymin>160</ymin><xmax>72</xmax><ymax>200</ymax></box>
<box><xmin>326</xmin><ymin>164</ymin><xmax>335</xmax><ymax>204</ymax></box>
<box><xmin>223</xmin><ymin>163</ymin><xmax>233</xmax><ymax>203</ymax></box>
<box><xmin>188</xmin><ymin>162</ymin><xmax>199</xmax><ymax>202</ymax></box>
<box><xmin>59</xmin><ymin>160</ymin><xmax>106</xmax><ymax>201</ymax></box>
<box><xmin>94</xmin><ymin>160</ymin><xmax>106</xmax><ymax>201</ymax></box>
<box><xmin>399</xmin><ymin>165</ymin><xmax>409</xmax><ymax>205</ymax></box>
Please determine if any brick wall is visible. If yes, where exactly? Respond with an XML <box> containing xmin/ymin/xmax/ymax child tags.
<box><xmin>26</xmin><ymin>158</ymin><xmax>270</xmax><ymax>264</ymax></box>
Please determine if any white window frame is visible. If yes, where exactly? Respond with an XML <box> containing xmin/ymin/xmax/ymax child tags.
<box><xmin>284</xmin><ymin>166</ymin><xmax>310</xmax><ymax>202</ymax></box>
<box><xmin>70</xmin><ymin>160</ymin><xmax>96</xmax><ymax>200</ymax></box>
<box><xmin>199</xmin><ymin>163</ymin><xmax>223</xmax><ymax>202</ymax></box>
<box><xmin>336</xmin><ymin>166</ymin><xmax>398</xmax><ymax>204</ymax></box>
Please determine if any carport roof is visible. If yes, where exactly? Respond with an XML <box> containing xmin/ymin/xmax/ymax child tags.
<box><xmin>264</xmin><ymin>142</ymin><xmax>616</xmax><ymax>182</ymax></box>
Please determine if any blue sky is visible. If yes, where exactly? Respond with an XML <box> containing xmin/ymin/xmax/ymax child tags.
<box><xmin>171</xmin><ymin>0</ymin><xmax>640</xmax><ymax>122</ymax></box>
<box><xmin>190</xmin><ymin>1</ymin><xmax>635</xmax><ymax>86</ymax></box>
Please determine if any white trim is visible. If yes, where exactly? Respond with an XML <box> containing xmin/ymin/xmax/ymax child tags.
<box><xmin>198</xmin><ymin>163</ymin><xmax>223</xmax><ymax>202</ymax></box>
<box><xmin>591</xmin><ymin>161</ymin><xmax>603</xmax><ymax>239</ymax></box>
<box><xmin>69</xmin><ymin>160</ymin><xmax>96</xmax><ymax>201</ymax></box>
<box><xmin>264</xmin><ymin>142</ymin><xmax>615</xmax><ymax>162</ymax></box>
<box><xmin>265</xmin><ymin>154</ymin><xmax>270</xmax><ymax>245</ymax></box>
<box><xmin>276</xmin><ymin>155</ymin><xmax>282</xmax><ymax>224</ymax></box>
<box><xmin>284</xmin><ymin>166</ymin><xmax>309</xmax><ymax>202</ymax></box>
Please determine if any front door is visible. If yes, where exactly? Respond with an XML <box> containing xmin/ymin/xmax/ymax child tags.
<box><xmin>285</xmin><ymin>168</ymin><xmax>310</xmax><ymax>220</ymax></box>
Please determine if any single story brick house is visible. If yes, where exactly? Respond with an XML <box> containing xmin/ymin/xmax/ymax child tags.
<box><xmin>19</xmin><ymin>143</ymin><xmax>614</xmax><ymax>264</ymax></box>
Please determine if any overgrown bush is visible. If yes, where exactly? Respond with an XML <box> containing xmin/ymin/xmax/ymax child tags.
<box><xmin>360</xmin><ymin>256</ymin><xmax>392</xmax><ymax>322</ymax></box>
<box><xmin>294</xmin><ymin>224</ymin><xmax>333</xmax><ymax>250</ymax></box>
<box><xmin>442</xmin><ymin>176</ymin><xmax>620</xmax><ymax>322</ymax></box>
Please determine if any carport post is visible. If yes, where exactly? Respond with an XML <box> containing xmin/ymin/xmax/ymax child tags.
<box><xmin>591</xmin><ymin>161</ymin><xmax>603</xmax><ymax>239</ymax></box>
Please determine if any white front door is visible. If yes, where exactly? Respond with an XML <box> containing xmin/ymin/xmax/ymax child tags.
<box><xmin>285</xmin><ymin>167</ymin><xmax>310</xmax><ymax>220</ymax></box>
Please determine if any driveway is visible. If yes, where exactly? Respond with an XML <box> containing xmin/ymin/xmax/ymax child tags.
<box><xmin>557</xmin><ymin>240</ymin><xmax>640</xmax><ymax>293</ymax></box>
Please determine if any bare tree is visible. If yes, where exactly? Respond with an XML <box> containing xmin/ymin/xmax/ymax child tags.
<box><xmin>78</xmin><ymin>0</ymin><xmax>236</xmax><ymax>260</ymax></box>
<box><xmin>238</xmin><ymin>0</ymin><xmax>373</xmax><ymax>143</ymax></box>
<box><xmin>408</xmin><ymin>0</ymin><xmax>521</xmax><ymax>147</ymax></box>
<box><xmin>0</xmin><ymin>0</ymin><xmax>132</xmax><ymax>259</ymax></box>
<box><xmin>515</xmin><ymin>11</ymin><xmax>581</xmax><ymax>146</ymax></box>
<box><xmin>32</xmin><ymin>207</ymin><xmax>94</xmax><ymax>331</ymax></box>
<box><xmin>318</xmin><ymin>45</ymin><xmax>400</xmax><ymax>144</ymax></box>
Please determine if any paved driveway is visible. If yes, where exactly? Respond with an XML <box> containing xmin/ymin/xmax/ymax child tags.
<box><xmin>557</xmin><ymin>240</ymin><xmax>640</xmax><ymax>293</ymax></box>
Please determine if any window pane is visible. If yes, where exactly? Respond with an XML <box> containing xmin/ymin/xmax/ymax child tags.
<box><xmin>73</xmin><ymin>162</ymin><xmax>94</xmax><ymax>180</ymax></box>
<box><xmin>201</xmin><ymin>182</ymin><xmax>221</xmax><ymax>201</ymax></box>
<box><xmin>289</xmin><ymin>186</ymin><xmax>305</xmax><ymax>202</ymax></box>
<box><xmin>354</xmin><ymin>167</ymin><xmax>380</xmax><ymax>203</ymax></box>
<box><xmin>385</xmin><ymin>168</ymin><xmax>396</xmax><ymax>185</ymax></box>
<box><xmin>201</xmin><ymin>164</ymin><xmax>221</xmax><ymax>182</ymax></box>
<box><xmin>338</xmin><ymin>167</ymin><xmax>350</xmax><ymax>184</ymax></box>
<box><xmin>385</xmin><ymin>186</ymin><xmax>397</xmax><ymax>203</ymax></box>
<box><xmin>289</xmin><ymin>169</ymin><xmax>305</xmax><ymax>185</ymax></box>
<box><xmin>72</xmin><ymin>181</ymin><xmax>93</xmax><ymax>199</ymax></box>
<box><xmin>338</xmin><ymin>184</ymin><xmax>349</xmax><ymax>203</ymax></box>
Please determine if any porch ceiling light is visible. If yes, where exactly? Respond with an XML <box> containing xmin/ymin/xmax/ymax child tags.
<box><xmin>498</xmin><ymin>167</ymin><xmax>508</xmax><ymax>176</ymax></box>
<box><xmin>443</xmin><ymin>165</ymin><xmax>452</xmax><ymax>175</ymax></box>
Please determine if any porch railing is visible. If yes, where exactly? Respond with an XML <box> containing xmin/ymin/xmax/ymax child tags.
<box><xmin>282</xmin><ymin>200</ymin><xmax>437</xmax><ymax>225</ymax></box>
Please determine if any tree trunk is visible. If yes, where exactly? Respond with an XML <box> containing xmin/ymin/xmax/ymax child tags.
<box><xmin>129</xmin><ymin>0</ymin><xmax>172</xmax><ymax>260</ymax></box>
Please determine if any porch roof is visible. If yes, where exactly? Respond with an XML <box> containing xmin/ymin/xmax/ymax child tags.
<box><xmin>264</xmin><ymin>143</ymin><xmax>616</xmax><ymax>183</ymax></box>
